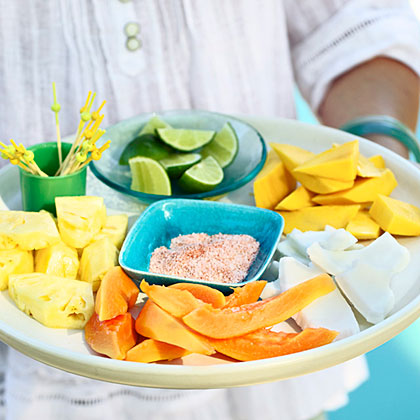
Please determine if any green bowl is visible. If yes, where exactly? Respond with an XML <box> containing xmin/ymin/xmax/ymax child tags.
<box><xmin>20</xmin><ymin>142</ymin><xmax>87</xmax><ymax>214</ymax></box>
<box><xmin>90</xmin><ymin>110</ymin><xmax>267</xmax><ymax>204</ymax></box>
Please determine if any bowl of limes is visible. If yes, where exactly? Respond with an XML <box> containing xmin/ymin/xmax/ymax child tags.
<box><xmin>90</xmin><ymin>110</ymin><xmax>267</xmax><ymax>204</ymax></box>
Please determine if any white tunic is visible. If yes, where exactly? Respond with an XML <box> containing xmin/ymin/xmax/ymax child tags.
<box><xmin>0</xmin><ymin>1</ymin><xmax>420</xmax><ymax>419</ymax></box>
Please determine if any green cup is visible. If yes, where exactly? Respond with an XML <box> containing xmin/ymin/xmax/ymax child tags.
<box><xmin>20</xmin><ymin>142</ymin><xmax>87</xmax><ymax>214</ymax></box>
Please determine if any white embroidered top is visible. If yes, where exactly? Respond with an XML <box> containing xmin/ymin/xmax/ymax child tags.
<box><xmin>0</xmin><ymin>0</ymin><xmax>420</xmax><ymax>419</ymax></box>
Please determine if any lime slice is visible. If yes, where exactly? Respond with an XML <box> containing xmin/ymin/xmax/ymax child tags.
<box><xmin>178</xmin><ymin>156</ymin><xmax>224</xmax><ymax>193</ymax></box>
<box><xmin>200</xmin><ymin>122</ymin><xmax>239</xmax><ymax>168</ymax></box>
<box><xmin>157</xmin><ymin>128</ymin><xmax>215</xmax><ymax>152</ymax></box>
<box><xmin>119</xmin><ymin>134</ymin><xmax>170</xmax><ymax>165</ymax></box>
<box><xmin>129</xmin><ymin>156</ymin><xmax>171</xmax><ymax>195</ymax></box>
<box><xmin>139</xmin><ymin>115</ymin><xmax>171</xmax><ymax>135</ymax></box>
<box><xmin>159</xmin><ymin>153</ymin><xmax>202</xmax><ymax>178</ymax></box>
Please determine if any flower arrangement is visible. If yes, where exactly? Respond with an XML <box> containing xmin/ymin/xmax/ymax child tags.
<box><xmin>0</xmin><ymin>83</ymin><xmax>110</xmax><ymax>176</ymax></box>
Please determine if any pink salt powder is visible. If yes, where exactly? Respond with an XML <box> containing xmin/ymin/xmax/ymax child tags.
<box><xmin>149</xmin><ymin>233</ymin><xmax>260</xmax><ymax>284</ymax></box>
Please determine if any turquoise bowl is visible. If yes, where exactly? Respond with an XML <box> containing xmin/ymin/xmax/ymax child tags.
<box><xmin>119</xmin><ymin>199</ymin><xmax>284</xmax><ymax>294</ymax></box>
<box><xmin>90</xmin><ymin>110</ymin><xmax>267</xmax><ymax>204</ymax></box>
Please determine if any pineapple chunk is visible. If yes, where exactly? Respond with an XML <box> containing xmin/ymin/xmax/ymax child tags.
<box><xmin>0</xmin><ymin>211</ymin><xmax>60</xmax><ymax>250</ymax></box>
<box><xmin>0</xmin><ymin>248</ymin><xmax>33</xmax><ymax>290</ymax></box>
<box><xmin>8</xmin><ymin>273</ymin><xmax>94</xmax><ymax>329</ymax></box>
<box><xmin>35</xmin><ymin>241</ymin><xmax>79</xmax><ymax>279</ymax></box>
<box><xmin>55</xmin><ymin>196</ymin><xmax>106</xmax><ymax>249</ymax></box>
<box><xmin>79</xmin><ymin>238</ymin><xmax>118</xmax><ymax>291</ymax></box>
<box><xmin>92</xmin><ymin>214</ymin><xmax>128</xmax><ymax>249</ymax></box>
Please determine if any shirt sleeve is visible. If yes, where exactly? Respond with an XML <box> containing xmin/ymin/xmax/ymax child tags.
<box><xmin>285</xmin><ymin>0</ymin><xmax>420</xmax><ymax>111</ymax></box>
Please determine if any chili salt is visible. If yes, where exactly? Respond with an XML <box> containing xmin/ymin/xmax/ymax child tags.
<box><xmin>149</xmin><ymin>233</ymin><xmax>259</xmax><ymax>284</ymax></box>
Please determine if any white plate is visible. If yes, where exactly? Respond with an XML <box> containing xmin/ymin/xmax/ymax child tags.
<box><xmin>1</xmin><ymin>116</ymin><xmax>420</xmax><ymax>389</ymax></box>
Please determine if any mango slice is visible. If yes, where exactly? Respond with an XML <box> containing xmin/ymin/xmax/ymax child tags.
<box><xmin>0</xmin><ymin>211</ymin><xmax>60</xmax><ymax>250</ymax></box>
<box><xmin>0</xmin><ymin>248</ymin><xmax>33</xmax><ymax>291</ymax></box>
<box><xmin>170</xmin><ymin>282</ymin><xmax>226</xmax><ymax>308</ymax></box>
<box><xmin>254</xmin><ymin>150</ymin><xmax>296</xmax><ymax>209</ymax></box>
<box><xmin>79</xmin><ymin>238</ymin><xmax>119</xmax><ymax>291</ymax></box>
<box><xmin>135</xmin><ymin>301</ymin><xmax>215</xmax><ymax>355</ymax></box>
<box><xmin>210</xmin><ymin>327</ymin><xmax>338</xmax><ymax>361</ymax></box>
<box><xmin>357</xmin><ymin>154</ymin><xmax>384</xmax><ymax>178</ymax></box>
<box><xmin>126</xmin><ymin>339</ymin><xmax>189</xmax><ymax>363</ymax></box>
<box><xmin>270</xmin><ymin>143</ymin><xmax>354</xmax><ymax>194</ymax></box>
<box><xmin>9</xmin><ymin>273</ymin><xmax>94</xmax><ymax>329</ymax></box>
<box><xmin>369</xmin><ymin>194</ymin><xmax>420</xmax><ymax>236</ymax></box>
<box><xmin>270</xmin><ymin>143</ymin><xmax>315</xmax><ymax>170</ymax></box>
<box><xmin>182</xmin><ymin>274</ymin><xmax>335</xmax><ymax>339</ymax></box>
<box><xmin>85</xmin><ymin>312</ymin><xmax>137</xmax><ymax>360</ymax></box>
<box><xmin>369</xmin><ymin>155</ymin><xmax>386</xmax><ymax>169</ymax></box>
<box><xmin>56</xmin><ymin>196</ymin><xmax>106</xmax><ymax>249</ymax></box>
<box><xmin>95</xmin><ymin>267</ymin><xmax>139</xmax><ymax>321</ymax></box>
<box><xmin>35</xmin><ymin>241</ymin><xmax>79</xmax><ymax>279</ymax></box>
<box><xmin>275</xmin><ymin>186</ymin><xmax>315</xmax><ymax>211</ymax></box>
<box><xmin>293</xmin><ymin>141</ymin><xmax>359</xmax><ymax>182</ymax></box>
<box><xmin>346</xmin><ymin>210</ymin><xmax>381</xmax><ymax>240</ymax></box>
<box><xmin>92</xmin><ymin>214</ymin><xmax>128</xmax><ymax>249</ymax></box>
<box><xmin>223</xmin><ymin>281</ymin><xmax>267</xmax><ymax>308</ymax></box>
<box><xmin>312</xmin><ymin>169</ymin><xmax>397</xmax><ymax>206</ymax></box>
<box><xmin>279</xmin><ymin>205</ymin><xmax>360</xmax><ymax>234</ymax></box>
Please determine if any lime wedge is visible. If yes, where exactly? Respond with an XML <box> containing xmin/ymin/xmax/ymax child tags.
<box><xmin>157</xmin><ymin>128</ymin><xmax>215</xmax><ymax>152</ymax></box>
<box><xmin>119</xmin><ymin>134</ymin><xmax>170</xmax><ymax>165</ymax></box>
<box><xmin>200</xmin><ymin>122</ymin><xmax>239</xmax><ymax>168</ymax></box>
<box><xmin>159</xmin><ymin>153</ymin><xmax>202</xmax><ymax>178</ymax></box>
<box><xmin>139</xmin><ymin>115</ymin><xmax>171</xmax><ymax>135</ymax></box>
<box><xmin>129</xmin><ymin>156</ymin><xmax>171</xmax><ymax>195</ymax></box>
<box><xmin>178</xmin><ymin>156</ymin><xmax>224</xmax><ymax>193</ymax></box>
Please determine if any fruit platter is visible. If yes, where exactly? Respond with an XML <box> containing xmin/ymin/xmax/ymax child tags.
<box><xmin>1</xmin><ymin>114</ymin><xmax>420</xmax><ymax>389</ymax></box>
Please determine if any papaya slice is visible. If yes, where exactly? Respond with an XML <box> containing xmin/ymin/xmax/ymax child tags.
<box><xmin>140</xmin><ymin>280</ymin><xmax>203</xmax><ymax>318</ymax></box>
<box><xmin>126</xmin><ymin>338</ymin><xmax>189</xmax><ymax>363</ymax></box>
<box><xmin>223</xmin><ymin>281</ymin><xmax>267</xmax><ymax>308</ymax></box>
<box><xmin>182</xmin><ymin>274</ymin><xmax>335</xmax><ymax>339</ymax></box>
<box><xmin>95</xmin><ymin>266</ymin><xmax>139</xmax><ymax>321</ymax></box>
<box><xmin>85</xmin><ymin>312</ymin><xmax>137</xmax><ymax>360</ymax></box>
<box><xmin>210</xmin><ymin>327</ymin><xmax>338</xmax><ymax>361</ymax></box>
<box><xmin>135</xmin><ymin>300</ymin><xmax>215</xmax><ymax>355</ymax></box>
<box><xmin>170</xmin><ymin>282</ymin><xmax>226</xmax><ymax>308</ymax></box>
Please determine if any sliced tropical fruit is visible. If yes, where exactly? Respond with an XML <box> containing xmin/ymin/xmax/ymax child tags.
<box><xmin>182</xmin><ymin>274</ymin><xmax>336</xmax><ymax>339</ymax></box>
<box><xmin>0</xmin><ymin>210</ymin><xmax>60</xmax><ymax>250</ymax></box>
<box><xmin>95</xmin><ymin>266</ymin><xmax>139</xmax><ymax>321</ymax></box>
<box><xmin>346</xmin><ymin>210</ymin><xmax>381</xmax><ymax>240</ymax></box>
<box><xmin>85</xmin><ymin>312</ymin><xmax>137</xmax><ymax>360</ymax></box>
<box><xmin>126</xmin><ymin>339</ymin><xmax>189</xmax><ymax>363</ymax></box>
<box><xmin>159</xmin><ymin>153</ymin><xmax>201</xmax><ymax>178</ymax></box>
<box><xmin>139</xmin><ymin>115</ymin><xmax>171</xmax><ymax>135</ymax></box>
<box><xmin>312</xmin><ymin>169</ymin><xmax>397</xmax><ymax>205</ymax></box>
<box><xmin>157</xmin><ymin>128</ymin><xmax>215</xmax><ymax>152</ymax></box>
<box><xmin>254</xmin><ymin>150</ymin><xmax>296</xmax><ymax>209</ymax></box>
<box><xmin>119</xmin><ymin>134</ymin><xmax>170</xmax><ymax>165</ymax></box>
<box><xmin>293</xmin><ymin>140</ymin><xmax>359</xmax><ymax>182</ymax></box>
<box><xmin>223</xmin><ymin>281</ymin><xmax>267</xmax><ymax>308</ymax></box>
<box><xmin>92</xmin><ymin>214</ymin><xmax>128</xmax><ymax>249</ymax></box>
<box><xmin>135</xmin><ymin>300</ymin><xmax>215</xmax><ymax>355</ymax></box>
<box><xmin>275</xmin><ymin>186</ymin><xmax>315</xmax><ymax>211</ymax></box>
<box><xmin>35</xmin><ymin>241</ymin><xmax>79</xmax><ymax>279</ymax></box>
<box><xmin>9</xmin><ymin>273</ymin><xmax>94</xmax><ymax>329</ymax></box>
<box><xmin>55</xmin><ymin>196</ymin><xmax>106</xmax><ymax>249</ymax></box>
<box><xmin>129</xmin><ymin>156</ymin><xmax>171</xmax><ymax>195</ymax></box>
<box><xmin>200</xmin><ymin>122</ymin><xmax>239</xmax><ymax>168</ymax></box>
<box><xmin>0</xmin><ymin>248</ymin><xmax>33</xmax><ymax>291</ymax></box>
<box><xmin>369</xmin><ymin>194</ymin><xmax>420</xmax><ymax>236</ymax></box>
<box><xmin>210</xmin><ymin>327</ymin><xmax>338</xmax><ymax>361</ymax></box>
<box><xmin>170</xmin><ymin>282</ymin><xmax>226</xmax><ymax>308</ymax></box>
<box><xmin>178</xmin><ymin>156</ymin><xmax>224</xmax><ymax>193</ymax></box>
<box><xmin>279</xmin><ymin>205</ymin><xmax>360</xmax><ymax>234</ymax></box>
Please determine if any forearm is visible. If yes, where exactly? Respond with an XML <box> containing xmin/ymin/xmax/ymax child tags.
<box><xmin>318</xmin><ymin>57</ymin><xmax>420</xmax><ymax>158</ymax></box>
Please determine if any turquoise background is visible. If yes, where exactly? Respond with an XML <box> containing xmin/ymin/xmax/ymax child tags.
<box><xmin>294</xmin><ymin>91</ymin><xmax>420</xmax><ymax>419</ymax></box>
